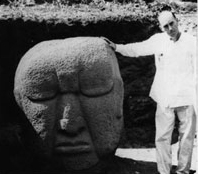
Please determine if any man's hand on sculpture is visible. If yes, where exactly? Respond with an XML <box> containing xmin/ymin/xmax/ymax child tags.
<box><xmin>101</xmin><ymin>37</ymin><xmax>116</xmax><ymax>51</ymax></box>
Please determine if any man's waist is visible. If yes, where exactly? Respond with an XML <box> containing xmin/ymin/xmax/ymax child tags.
<box><xmin>150</xmin><ymin>93</ymin><xmax>195</xmax><ymax>109</ymax></box>
<box><xmin>154</xmin><ymin>73</ymin><xmax>195</xmax><ymax>88</ymax></box>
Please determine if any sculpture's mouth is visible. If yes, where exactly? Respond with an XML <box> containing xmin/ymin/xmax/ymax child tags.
<box><xmin>54</xmin><ymin>142</ymin><xmax>91</xmax><ymax>154</ymax></box>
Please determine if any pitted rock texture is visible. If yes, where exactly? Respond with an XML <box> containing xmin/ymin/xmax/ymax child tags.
<box><xmin>14</xmin><ymin>37</ymin><xmax>124</xmax><ymax>171</ymax></box>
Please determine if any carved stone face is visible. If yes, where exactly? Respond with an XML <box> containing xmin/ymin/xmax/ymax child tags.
<box><xmin>14</xmin><ymin>37</ymin><xmax>124</xmax><ymax>170</ymax></box>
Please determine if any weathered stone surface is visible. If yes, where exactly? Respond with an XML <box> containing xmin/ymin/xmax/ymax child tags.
<box><xmin>14</xmin><ymin>37</ymin><xmax>124</xmax><ymax>171</ymax></box>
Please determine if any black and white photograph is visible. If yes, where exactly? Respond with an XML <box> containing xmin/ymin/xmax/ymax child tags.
<box><xmin>0</xmin><ymin>0</ymin><xmax>197</xmax><ymax>173</ymax></box>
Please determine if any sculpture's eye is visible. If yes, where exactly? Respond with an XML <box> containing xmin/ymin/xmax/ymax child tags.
<box><xmin>27</xmin><ymin>87</ymin><xmax>58</xmax><ymax>102</ymax></box>
<box><xmin>24</xmin><ymin>71</ymin><xmax>58</xmax><ymax>101</ymax></box>
<box><xmin>79</xmin><ymin>64</ymin><xmax>114</xmax><ymax>97</ymax></box>
<box><xmin>80</xmin><ymin>78</ymin><xmax>114</xmax><ymax>97</ymax></box>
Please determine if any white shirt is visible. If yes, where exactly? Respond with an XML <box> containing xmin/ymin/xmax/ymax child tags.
<box><xmin>116</xmin><ymin>32</ymin><xmax>196</xmax><ymax>109</ymax></box>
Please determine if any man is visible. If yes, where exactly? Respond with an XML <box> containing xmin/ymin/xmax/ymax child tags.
<box><xmin>104</xmin><ymin>10</ymin><xmax>197</xmax><ymax>174</ymax></box>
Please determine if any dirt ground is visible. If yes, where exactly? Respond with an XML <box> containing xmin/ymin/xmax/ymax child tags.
<box><xmin>116</xmin><ymin>137</ymin><xmax>197</xmax><ymax>173</ymax></box>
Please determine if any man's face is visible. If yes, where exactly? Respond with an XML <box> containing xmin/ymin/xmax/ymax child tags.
<box><xmin>14</xmin><ymin>38</ymin><xmax>124</xmax><ymax>171</ymax></box>
<box><xmin>158</xmin><ymin>11</ymin><xmax>179</xmax><ymax>39</ymax></box>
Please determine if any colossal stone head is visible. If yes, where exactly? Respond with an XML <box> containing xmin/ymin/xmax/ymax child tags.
<box><xmin>14</xmin><ymin>37</ymin><xmax>124</xmax><ymax>171</ymax></box>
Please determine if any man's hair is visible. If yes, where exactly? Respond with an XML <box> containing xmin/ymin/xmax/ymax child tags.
<box><xmin>158</xmin><ymin>4</ymin><xmax>176</xmax><ymax>19</ymax></box>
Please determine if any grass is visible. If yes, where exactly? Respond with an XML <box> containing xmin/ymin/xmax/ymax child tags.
<box><xmin>0</xmin><ymin>0</ymin><xmax>196</xmax><ymax>25</ymax></box>
<box><xmin>0</xmin><ymin>0</ymin><xmax>196</xmax><ymax>26</ymax></box>
<box><xmin>0</xmin><ymin>2</ymin><xmax>157</xmax><ymax>24</ymax></box>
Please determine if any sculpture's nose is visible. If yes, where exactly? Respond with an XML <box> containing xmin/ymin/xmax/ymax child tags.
<box><xmin>58</xmin><ymin>95</ymin><xmax>86</xmax><ymax>136</ymax></box>
<box><xmin>59</xmin><ymin>116</ymin><xmax>85</xmax><ymax>136</ymax></box>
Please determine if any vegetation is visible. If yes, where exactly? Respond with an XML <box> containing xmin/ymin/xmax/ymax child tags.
<box><xmin>0</xmin><ymin>0</ymin><xmax>196</xmax><ymax>25</ymax></box>
<box><xmin>0</xmin><ymin>1</ymin><xmax>156</xmax><ymax>25</ymax></box>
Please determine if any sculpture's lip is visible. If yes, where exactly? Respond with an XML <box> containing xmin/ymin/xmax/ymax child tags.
<box><xmin>54</xmin><ymin>142</ymin><xmax>91</xmax><ymax>154</ymax></box>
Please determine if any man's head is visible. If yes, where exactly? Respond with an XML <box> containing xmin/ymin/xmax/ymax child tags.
<box><xmin>14</xmin><ymin>37</ymin><xmax>124</xmax><ymax>171</ymax></box>
<box><xmin>158</xmin><ymin>10</ymin><xmax>180</xmax><ymax>41</ymax></box>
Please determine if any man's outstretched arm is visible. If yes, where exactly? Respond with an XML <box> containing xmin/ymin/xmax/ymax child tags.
<box><xmin>101</xmin><ymin>35</ymin><xmax>159</xmax><ymax>57</ymax></box>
